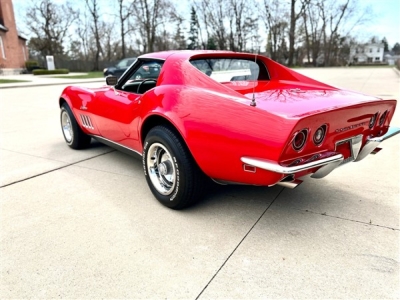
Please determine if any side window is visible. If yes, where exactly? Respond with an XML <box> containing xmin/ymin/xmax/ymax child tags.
<box><xmin>128</xmin><ymin>61</ymin><xmax>162</xmax><ymax>80</ymax></box>
<box><xmin>119</xmin><ymin>60</ymin><xmax>164</xmax><ymax>94</ymax></box>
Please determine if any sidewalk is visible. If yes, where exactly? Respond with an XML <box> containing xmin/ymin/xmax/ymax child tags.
<box><xmin>0</xmin><ymin>73</ymin><xmax>105</xmax><ymax>89</ymax></box>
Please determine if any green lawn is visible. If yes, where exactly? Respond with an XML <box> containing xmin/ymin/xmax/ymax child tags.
<box><xmin>52</xmin><ymin>72</ymin><xmax>104</xmax><ymax>79</ymax></box>
<box><xmin>0</xmin><ymin>79</ymin><xmax>31</xmax><ymax>84</ymax></box>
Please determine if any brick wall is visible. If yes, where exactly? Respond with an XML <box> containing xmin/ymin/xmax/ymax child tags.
<box><xmin>0</xmin><ymin>0</ymin><xmax>27</xmax><ymax>70</ymax></box>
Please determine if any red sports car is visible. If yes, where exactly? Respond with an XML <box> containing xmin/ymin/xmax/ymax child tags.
<box><xmin>59</xmin><ymin>50</ymin><xmax>399</xmax><ymax>209</ymax></box>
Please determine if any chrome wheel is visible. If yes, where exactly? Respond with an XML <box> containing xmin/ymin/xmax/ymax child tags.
<box><xmin>146</xmin><ymin>143</ymin><xmax>176</xmax><ymax>195</ymax></box>
<box><xmin>61</xmin><ymin>110</ymin><xmax>73</xmax><ymax>143</ymax></box>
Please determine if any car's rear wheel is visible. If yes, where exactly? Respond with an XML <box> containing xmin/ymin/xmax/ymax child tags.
<box><xmin>60</xmin><ymin>103</ymin><xmax>91</xmax><ymax>149</ymax></box>
<box><xmin>143</xmin><ymin>125</ymin><xmax>205</xmax><ymax>209</ymax></box>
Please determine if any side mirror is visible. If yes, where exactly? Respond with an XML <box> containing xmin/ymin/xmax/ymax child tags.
<box><xmin>106</xmin><ymin>75</ymin><xmax>118</xmax><ymax>86</ymax></box>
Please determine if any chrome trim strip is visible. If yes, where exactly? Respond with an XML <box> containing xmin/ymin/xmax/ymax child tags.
<box><xmin>83</xmin><ymin>115</ymin><xmax>89</xmax><ymax>127</ymax></box>
<box><xmin>90</xmin><ymin>135</ymin><xmax>143</xmax><ymax>157</ymax></box>
<box><xmin>86</xmin><ymin>116</ymin><xmax>94</xmax><ymax>129</ymax></box>
<box><xmin>241</xmin><ymin>154</ymin><xmax>343</xmax><ymax>175</ymax></box>
<box><xmin>243</xmin><ymin>164</ymin><xmax>256</xmax><ymax>173</ymax></box>
<box><xmin>80</xmin><ymin>114</ymin><xmax>94</xmax><ymax>129</ymax></box>
<box><xmin>80</xmin><ymin>115</ymin><xmax>87</xmax><ymax>127</ymax></box>
<box><xmin>355</xmin><ymin>126</ymin><xmax>400</xmax><ymax>162</ymax></box>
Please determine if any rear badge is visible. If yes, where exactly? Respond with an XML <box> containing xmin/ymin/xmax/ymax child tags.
<box><xmin>335</xmin><ymin>122</ymin><xmax>366</xmax><ymax>133</ymax></box>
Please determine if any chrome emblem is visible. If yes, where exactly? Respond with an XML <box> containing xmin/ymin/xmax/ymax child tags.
<box><xmin>335</xmin><ymin>122</ymin><xmax>366</xmax><ymax>133</ymax></box>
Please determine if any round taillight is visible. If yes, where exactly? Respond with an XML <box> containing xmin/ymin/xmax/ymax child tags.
<box><xmin>379</xmin><ymin>110</ymin><xmax>388</xmax><ymax>126</ymax></box>
<box><xmin>313</xmin><ymin>125</ymin><xmax>326</xmax><ymax>145</ymax></box>
<box><xmin>292</xmin><ymin>129</ymin><xmax>307</xmax><ymax>151</ymax></box>
<box><xmin>369</xmin><ymin>112</ymin><xmax>378</xmax><ymax>128</ymax></box>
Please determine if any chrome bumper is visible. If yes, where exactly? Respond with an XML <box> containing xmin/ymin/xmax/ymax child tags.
<box><xmin>241</xmin><ymin>126</ymin><xmax>400</xmax><ymax>180</ymax></box>
<box><xmin>355</xmin><ymin>126</ymin><xmax>400</xmax><ymax>161</ymax></box>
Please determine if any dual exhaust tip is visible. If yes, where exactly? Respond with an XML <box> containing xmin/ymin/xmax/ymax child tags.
<box><xmin>276</xmin><ymin>175</ymin><xmax>303</xmax><ymax>189</ymax></box>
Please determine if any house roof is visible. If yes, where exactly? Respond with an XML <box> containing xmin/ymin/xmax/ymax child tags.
<box><xmin>18</xmin><ymin>34</ymin><xmax>27</xmax><ymax>41</ymax></box>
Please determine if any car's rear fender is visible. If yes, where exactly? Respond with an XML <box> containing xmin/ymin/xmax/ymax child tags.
<box><xmin>139</xmin><ymin>86</ymin><xmax>296</xmax><ymax>185</ymax></box>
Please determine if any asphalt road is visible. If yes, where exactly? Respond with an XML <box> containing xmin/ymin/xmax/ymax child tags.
<box><xmin>1</xmin><ymin>68</ymin><xmax>399</xmax><ymax>299</ymax></box>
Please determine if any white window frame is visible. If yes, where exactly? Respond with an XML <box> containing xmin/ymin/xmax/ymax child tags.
<box><xmin>22</xmin><ymin>45</ymin><xmax>26</xmax><ymax>61</ymax></box>
<box><xmin>0</xmin><ymin>36</ymin><xmax>6</xmax><ymax>59</ymax></box>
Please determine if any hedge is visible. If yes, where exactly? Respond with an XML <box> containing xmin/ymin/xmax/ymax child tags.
<box><xmin>25</xmin><ymin>60</ymin><xmax>39</xmax><ymax>71</ymax></box>
<box><xmin>33</xmin><ymin>69</ymin><xmax>69</xmax><ymax>75</ymax></box>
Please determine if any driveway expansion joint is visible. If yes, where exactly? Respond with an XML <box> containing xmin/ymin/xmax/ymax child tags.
<box><xmin>195</xmin><ymin>188</ymin><xmax>285</xmax><ymax>300</ymax></box>
<box><xmin>0</xmin><ymin>150</ymin><xmax>115</xmax><ymax>188</ymax></box>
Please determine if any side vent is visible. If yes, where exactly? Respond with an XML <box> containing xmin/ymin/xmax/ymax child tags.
<box><xmin>80</xmin><ymin>114</ymin><xmax>94</xmax><ymax>129</ymax></box>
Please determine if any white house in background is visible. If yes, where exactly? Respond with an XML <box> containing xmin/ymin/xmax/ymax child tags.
<box><xmin>349</xmin><ymin>43</ymin><xmax>384</xmax><ymax>64</ymax></box>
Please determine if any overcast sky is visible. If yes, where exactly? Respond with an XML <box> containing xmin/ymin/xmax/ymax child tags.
<box><xmin>355</xmin><ymin>0</ymin><xmax>400</xmax><ymax>47</ymax></box>
<box><xmin>12</xmin><ymin>0</ymin><xmax>400</xmax><ymax>49</ymax></box>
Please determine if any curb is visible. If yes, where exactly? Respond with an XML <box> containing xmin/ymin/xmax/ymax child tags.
<box><xmin>0</xmin><ymin>79</ymin><xmax>104</xmax><ymax>89</ymax></box>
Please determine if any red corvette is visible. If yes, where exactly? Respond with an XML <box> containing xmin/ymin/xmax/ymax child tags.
<box><xmin>59</xmin><ymin>50</ymin><xmax>399</xmax><ymax>209</ymax></box>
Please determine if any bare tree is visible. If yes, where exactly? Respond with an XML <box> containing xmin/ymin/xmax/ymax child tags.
<box><xmin>302</xmin><ymin>0</ymin><xmax>325</xmax><ymax>66</ymax></box>
<box><xmin>227</xmin><ymin>0</ymin><xmax>257</xmax><ymax>51</ymax></box>
<box><xmin>194</xmin><ymin>0</ymin><xmax>228</xmax><ymax>50</ymax></box>
<box><xmin>262</xmin><ymin>0</ymin><xmax>289</xmax><ymax>62</ymax></box>
<box><xmin>117</xmin><ymin>0</ymin><xmax>136</xmax><ymax>58</ymax></box>
<box><xmin>193</xmin><ymin>0</ymin><xmax>211</xmax><ymax>49</ymax></box>
<box><xmin>288</xmin><ymin>0</ymin><xmax>308</xmax><ymax>66</ymax></box>
<box><xmin>85</xmin><ymin>0</ymin><xmax>103</xmax><ymax>70</ymax></box>
<box><xmin>25</xmin><ymin>0</ymin><xmax>77</xmax><ymax>57</ymax></box>
<box><xmin>101</xmin><ymin>21</ymin><xmax>120</xmax><ymax>62</ymax></box>
<box><xmin>321</xmin><ymin>0</ymin><xmax>371</xmax><ymax>66</ymax></box>
<box><xmin>133</xmin><ymin>0</ymin><xmax>175</xmax><ymax>53</ymax></box>
<box><xmin>69</xmin><ymin>9</ymin><xmax>90</xmax><ymax>61</ymax></box>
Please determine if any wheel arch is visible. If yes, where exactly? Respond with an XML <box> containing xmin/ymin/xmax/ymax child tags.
<box><xmin>140</xmin><ymin>114</ymin><xmax>206</xmax><ymax>171</ymax></box>
<box><xmin>140</xmin><ymin>114</ymin><xmax>186</xmax><ymax>146</ymax></box>
<box><xmin>59</xmin><ymin>97</ymin><xmax>67</xmax><ymax>107</ymax></box>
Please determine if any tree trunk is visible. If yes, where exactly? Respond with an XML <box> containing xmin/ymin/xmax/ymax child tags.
<box><xmin>288</xmin><ymin>0</ymin><xmax>296</xmax><ymax>66</ymax></box>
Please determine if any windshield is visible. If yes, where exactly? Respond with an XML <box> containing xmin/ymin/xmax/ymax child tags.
<box><xmin>190</xmin><ymin>58</ymin><xmax>261</xmax><ymax>82</ymax></box>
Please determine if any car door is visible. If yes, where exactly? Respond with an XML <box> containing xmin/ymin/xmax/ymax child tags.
<box><xmin>92</xmin><ymin>89</ymin><xmax>142</xmax><ymax>150</ymax></box>
<box><xmin>92</xmin><ymin>59</ymin><xmax>163</xmax><ymax>152</ymax></box>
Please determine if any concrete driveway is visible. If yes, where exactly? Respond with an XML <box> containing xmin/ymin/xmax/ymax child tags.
<box><xmin>0</xmin><ymin>68</ymin><xmax>399</xmax><ymax>299</ymax></box>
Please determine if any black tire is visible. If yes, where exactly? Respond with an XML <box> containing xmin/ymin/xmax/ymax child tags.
<box><xmin>143</xmin><ymin>125</ymin><xmax>205</xmax><ymax>209</ymax></box>
<box><xmin>60</xmin><ymin>103</ymin><xmax>91</xmax><ymax>149</ymax></box>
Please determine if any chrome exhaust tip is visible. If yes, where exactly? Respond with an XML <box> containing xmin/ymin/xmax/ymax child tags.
<box><xmin>371</xmin><ymin>147</ymin><xmax>382</xmax><ymax>155</ymax></box>
<box><xmin>277</xmin><ymin>179</ymin><xmax>303</xmax><ymax>189</ymax></box>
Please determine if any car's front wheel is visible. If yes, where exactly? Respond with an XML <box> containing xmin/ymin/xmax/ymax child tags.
<box><xmin>60</xmin><ymin>103</ymin><xmax>91</xmax><ymax>149</ymax></box>
<box><xmin>143</xmin><ymin>125</ymin><xmax>205</xmax><ymax>209</ymax></box>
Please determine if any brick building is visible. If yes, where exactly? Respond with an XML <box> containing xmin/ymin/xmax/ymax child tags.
<box><xmin>0</xmin><ymin>0</ymin><xmax>28</xmax><ymax>74</ymax></box>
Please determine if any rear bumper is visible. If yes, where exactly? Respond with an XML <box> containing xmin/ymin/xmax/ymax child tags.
<box><xmin>355</xmin><ymin>126</ymin><xmax>400</xmax><ymax>161</ymax></box>
<box><xmin>241</xmin><ymin>126</ymin><xmax>400</xmax><ymax>180</ymax></box>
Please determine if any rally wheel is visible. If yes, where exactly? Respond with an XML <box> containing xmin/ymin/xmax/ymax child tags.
<box><xmin>143</xmin><ymin>125</ymin><xmax>205</xmax><ymax>209</ymax></box>
<box><xmin>60</xmin><ymin>103</ymin><xmax>91</xmax><ymax>149</ymax></box>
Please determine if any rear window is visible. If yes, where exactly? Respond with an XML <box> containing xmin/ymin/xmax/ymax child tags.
<box><xmin>190</xmin><ymin>58</ymin><xmax>269</xmax><ymax>82</ymax></box>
